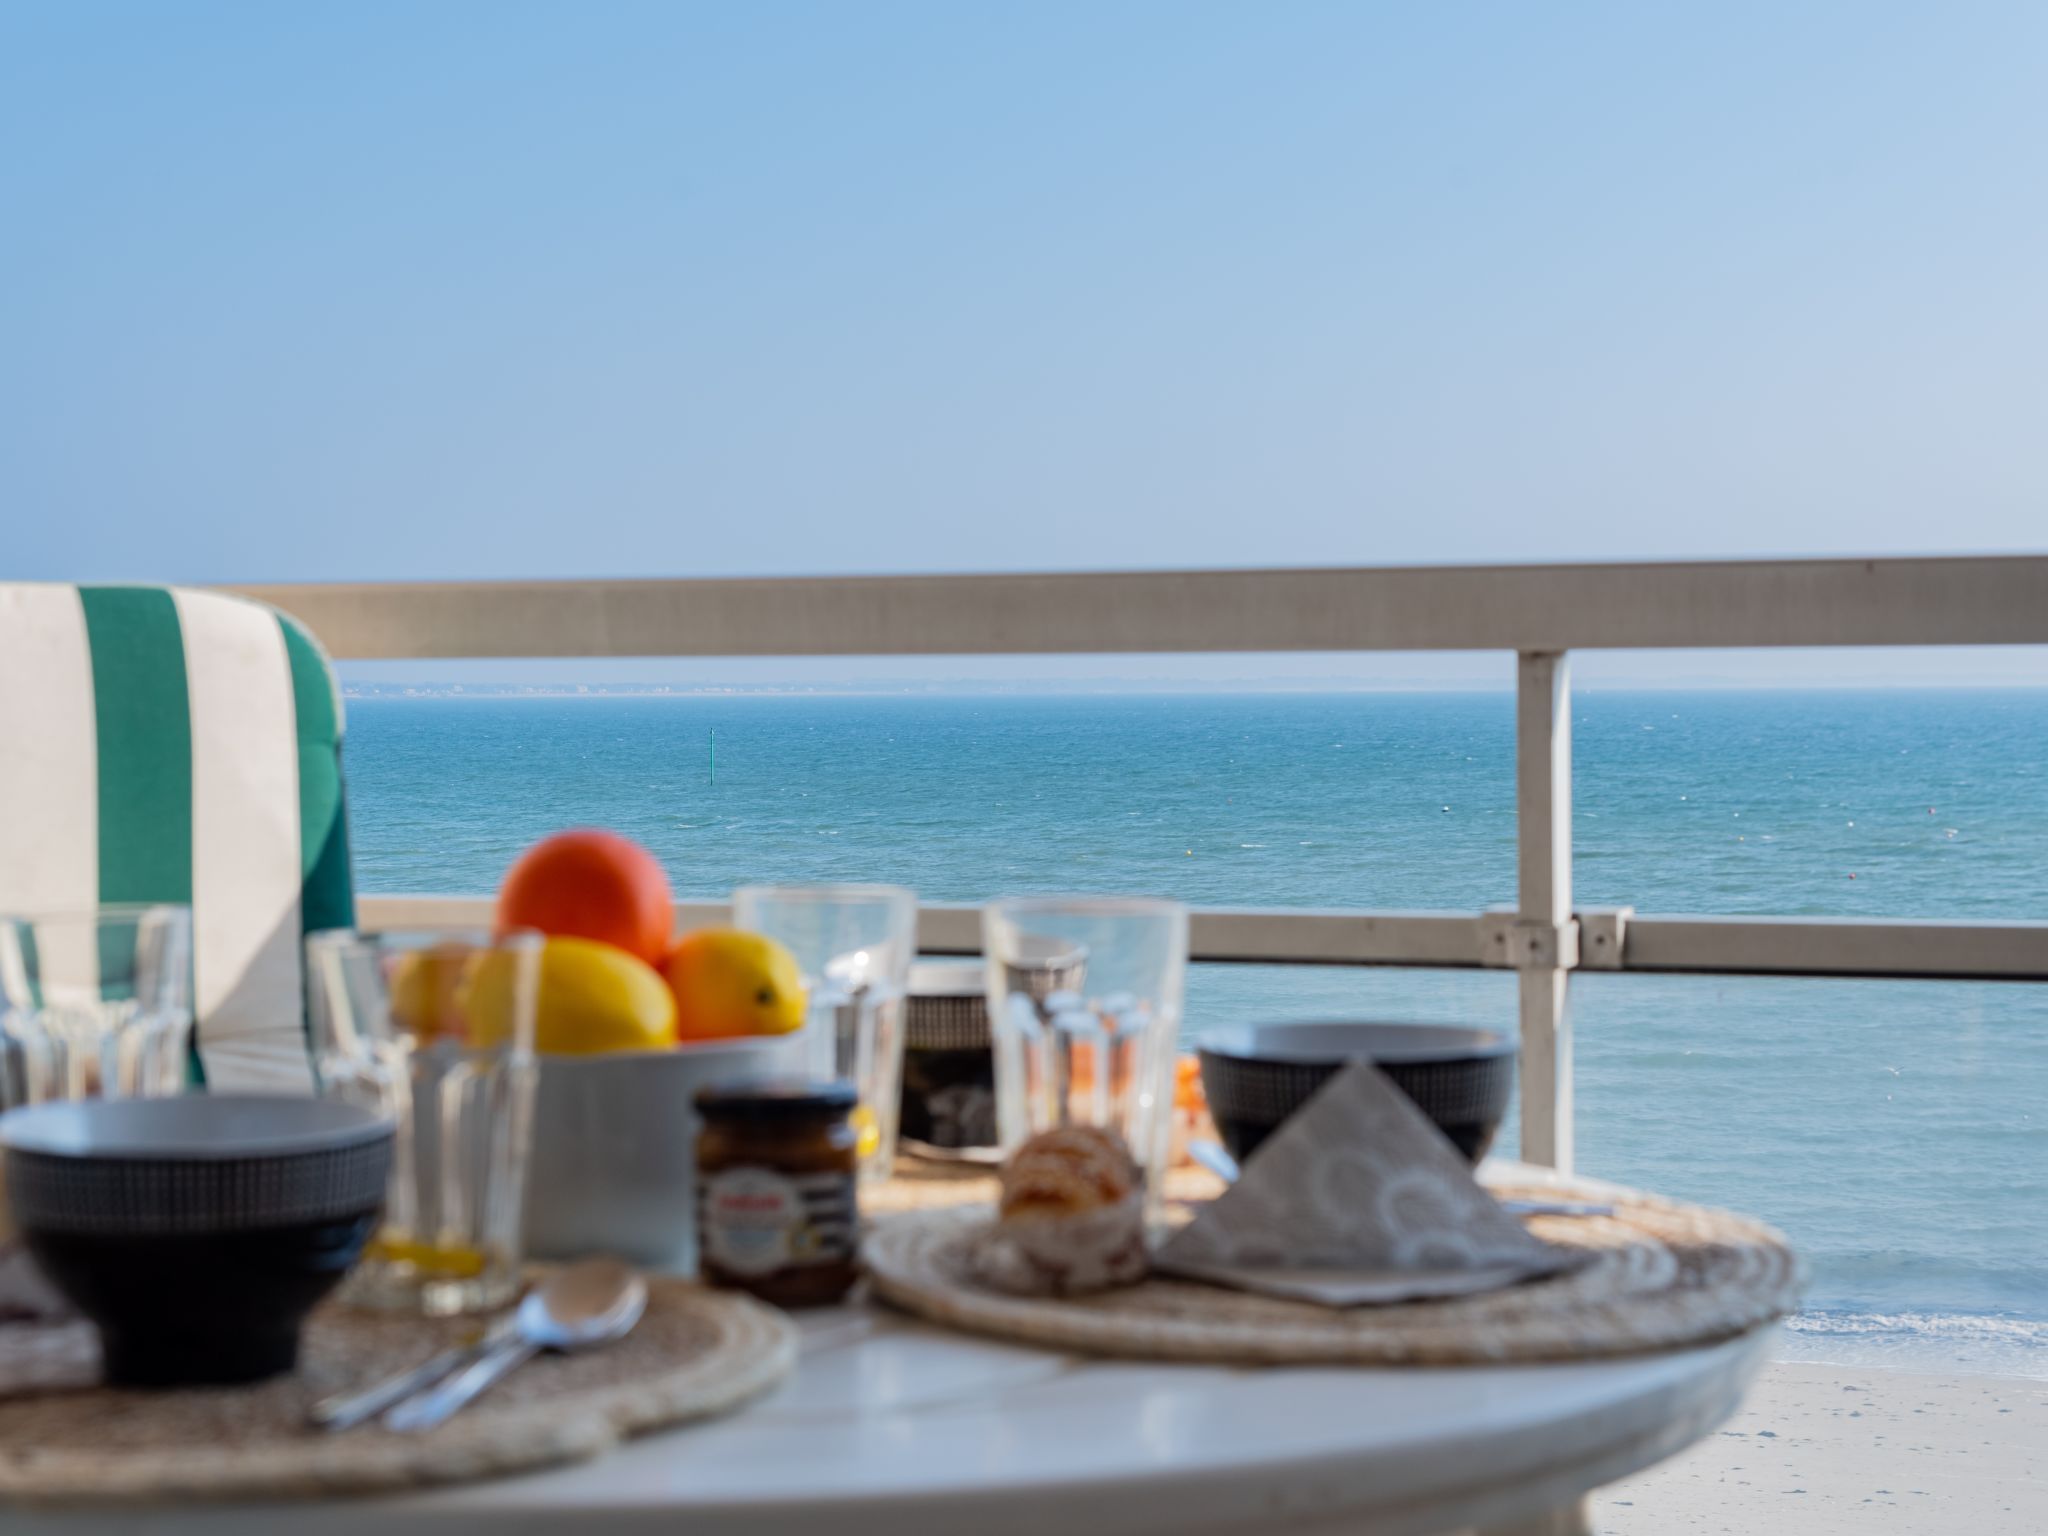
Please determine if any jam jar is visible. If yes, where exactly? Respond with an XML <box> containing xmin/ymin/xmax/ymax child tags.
<box><xmin>694</xmin><ymin>1079</ymin><xmax>861</xmax><ymax>1307</ymax></box>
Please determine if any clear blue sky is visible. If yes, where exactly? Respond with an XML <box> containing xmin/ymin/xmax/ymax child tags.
<box><xmin>3</xmin><ymin>3</ymin><xmax>2043</xmax><ymax>683</ymax></box>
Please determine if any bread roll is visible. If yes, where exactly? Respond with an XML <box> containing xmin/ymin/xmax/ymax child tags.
<box><xmin>976</xmin><ymin>1126</ymin><xmax>1148</xmax><ymax>1297</ymax></box>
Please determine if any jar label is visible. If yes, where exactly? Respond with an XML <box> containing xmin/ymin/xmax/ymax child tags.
<box><xmin>700</xmin><ymin>1166</ymin><xmax>855</xmax><ymax>1276</ymax></box>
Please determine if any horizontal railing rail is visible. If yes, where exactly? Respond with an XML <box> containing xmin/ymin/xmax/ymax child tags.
<box><xmin>357</xmin><ymin>898</ymin><xmax>2048</xmax><ymax>983</ymax></box>
<box><xmin>230</xmin><ymin>555</ymin><xmax>2048</xmax><ymax>658</ymax></box>
<box><xmin>238</xmin><ymin>557</ymin><xmax>2048</xmax><ymax>1174</ymax></box>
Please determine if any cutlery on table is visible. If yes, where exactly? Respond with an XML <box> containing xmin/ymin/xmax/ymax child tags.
<box><xmin>309</xmin><ymin>1319</ymin><xmax>510</xmax><ymax>1431</ymax></box>
<box><xmin>384</xmin><ymin>1259</ymin><xmax>647</xmax><ymax>1433</ymax></box>
<box><xmin>1185</xmin><ymin>1138</ymin><xmax>1244</xmax><ymax>1185</ymax></box>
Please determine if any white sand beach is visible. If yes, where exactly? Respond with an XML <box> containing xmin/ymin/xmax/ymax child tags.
<box><xmin>1597</xmin><ymin>1362</ymin><xmax>2047</xmax><ymax>1533</ymax></box>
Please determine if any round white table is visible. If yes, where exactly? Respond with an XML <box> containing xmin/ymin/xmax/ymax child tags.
<box><xmin>18</xmin><ymin>1304</ymin><xmax>1774</xmax><ymax>1536</ymax></box>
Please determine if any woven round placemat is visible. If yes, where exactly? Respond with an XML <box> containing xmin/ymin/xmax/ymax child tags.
<box><xmin>865</xmin><ymin>1181</ymin><xmax>1802</xmax><ymax>1367</ymax></box>
<box><xmin>875</xmin><ymin>1155</ymin><xmax>1226</xmax><ymax>1213</ymax></box>
<box><xmin>0</xmin><ymin>1277</ymin><xmax>796</xmax><ymax>1506</ymax></box>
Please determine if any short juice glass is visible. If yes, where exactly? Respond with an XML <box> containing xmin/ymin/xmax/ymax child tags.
<box><xmin>983</xmin><ymin>897</ymin><xmax>1188</xmax><ymax>1219</ymax></box>
<box><xmin>305</xmin><ymin>929</ymin><xmax>541</xmax><ymax>1315</ymax></box>
<box><xmin>0</xmin><ymin>905</ymin><xmax>194</xmax><ymax>1107</ymax></box>
<box><xmin>732</xmin><ymin>884</ymin><xmax>916</xmax><ymax>1190</ymax></box>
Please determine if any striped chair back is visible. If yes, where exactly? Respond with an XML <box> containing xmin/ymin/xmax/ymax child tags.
<box><xmin>0</xmin><ymin>584</ymin><xmax>353</xmax><ymax>1092</ymax></box>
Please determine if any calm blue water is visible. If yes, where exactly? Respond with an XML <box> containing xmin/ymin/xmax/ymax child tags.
<box><xmin>345</xmin><ymin>690</ymin><xmax>2048</xmax><ymax>1376</ymax></box>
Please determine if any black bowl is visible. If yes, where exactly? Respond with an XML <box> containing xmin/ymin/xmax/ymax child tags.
<box><xmin>1198</xmin><ymin>1022</ymin><xmax>1516</xmax><ymax>1165</ymax></box>
<box><xmin>0</xmin><ymin>1096</ymin><xmax>393</xmax><ymax>1387</ymax></box>
<box><xmin>898</xmin><ymin>959</ymin><xmax>999</xmax><ymax>1156</ymax></box>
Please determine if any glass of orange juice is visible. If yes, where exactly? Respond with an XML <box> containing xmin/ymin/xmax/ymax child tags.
<box><xmin>305</xmin><ymin>929</ymin><xmax>541</xmax><ymax>1315</ymax></box>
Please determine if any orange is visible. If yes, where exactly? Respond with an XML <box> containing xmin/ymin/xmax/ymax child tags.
<box><xmin>496</xmin><ymin>829</ymin><xmax>674</xmax><ymax>965</ymax></box>
<box><xmin>662</xmin><ymin>929</ymin><xmax>807</xmax><ymax>1041</ymax></box>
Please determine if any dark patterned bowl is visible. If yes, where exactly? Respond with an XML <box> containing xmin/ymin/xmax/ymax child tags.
<box><xmin>0</xmin><ymin>1096</ymin><xmax>392</xmax><ymax>1386</ymax></box>
<box><xmin>1198</xmin><ymin>1022</ymin><xmax>1516</xmax><ymax>1165</ymax></box>
<box><xmin>898</xmin><ymin>960</ymin><xmax>1000</xmax><ymax>1158</ymax></box>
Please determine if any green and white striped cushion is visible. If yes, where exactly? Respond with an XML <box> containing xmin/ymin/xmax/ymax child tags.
<box><xmin>0</xmin><ymin>584</ymin><xmax>353</xmax><ymax>1093</ymax></box>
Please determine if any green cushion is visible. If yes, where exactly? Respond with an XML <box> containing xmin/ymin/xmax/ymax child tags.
<box><xmin>0</xmin><ymin>583</ymin><xmax>354</xmax><ymax>1091</ymax></box>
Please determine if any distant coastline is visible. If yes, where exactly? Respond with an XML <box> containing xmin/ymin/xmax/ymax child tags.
<box><xmin>340</xmin><ymin>680</ymin><xmax>1512</xmax><ymax>699</ymax></box>
<box><xmin>339</xmin><ymin>679</ymin><xmax>2048</xmax><ymax>700</ymax></box>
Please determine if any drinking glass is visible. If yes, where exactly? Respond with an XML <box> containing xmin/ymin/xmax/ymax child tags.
<box><xmin>983</xmin><ymin>897</ymin><xmax>1188</xmax><ymax>1217</ymax></box>
<box><xmin>0</xmin><ymin>905</ymin><xmax>194</xmax><ymax>1108</ymax></box>
<box><xmin>732</xmin><ymin>884</ymin><xmax>916</xmax><ymax>1188</ymax></box>
<box><xmin>305</xmin><ymin>929</ymin><xmax>541</xmax><ymax>1315</ymax></box>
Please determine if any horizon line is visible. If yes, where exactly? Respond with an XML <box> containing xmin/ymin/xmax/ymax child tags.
<box><xmin>338</xmin><ymin>679</ymin><xmax>2048</xmax><ymax>699</ymax></box>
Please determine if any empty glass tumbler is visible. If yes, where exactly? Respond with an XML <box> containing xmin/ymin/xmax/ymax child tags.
<box><xmin>983</xmin><ymin>897</ymin><xmax>1188</xmax><ymax>1215</ymax></box>
<box><xmin>0</xmin><ymin>905</ymin><xmax>194</xmax><ymax>1107</ymax></box>
<box><xmin>305</xmin><ymin>929</ymin><xmax>541</xmax><ymax>1315</ymax></box>
<box><xmin>733</xmin><ymin>884</ymin><xmax>916</xmax><ymax>1188</ymax></box>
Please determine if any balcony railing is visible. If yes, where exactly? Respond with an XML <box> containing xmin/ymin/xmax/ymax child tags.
<box><xmin>233</xmin><ymin>556</ymin><xmax>2048</xmax><ymax>1174</ymax></box>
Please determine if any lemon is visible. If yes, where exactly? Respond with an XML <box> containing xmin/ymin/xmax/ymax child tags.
<box><xmin>462</xmin><ymin>936</ymin><xmax>676</xmax><ymax>1055</ymax></box>
<box><xmin>662</xmin><ymin>929</ymin><xmax>807</xmax><ymax>1041</ymax></box>
<box><xmin>848</xmin><ymin>1103</ymin><xmax>882</xmax><ymax>1160</ymax></box>
<box><xmin>388</xmin><ymin>944</ymin><xmax>473</xmax><ymax>1040</ymax></box>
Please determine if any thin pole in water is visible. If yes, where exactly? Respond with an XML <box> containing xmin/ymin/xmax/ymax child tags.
<box><xmin>709</xmin><ymin>728</ymin><xmax>716</xmax><ymax>788</ymax></box>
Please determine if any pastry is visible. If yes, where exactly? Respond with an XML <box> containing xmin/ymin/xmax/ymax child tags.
<box><xmin>974</xmin><ymin>1126</ymin><xmax>1149</xmax><ymax>1296</ymax></box>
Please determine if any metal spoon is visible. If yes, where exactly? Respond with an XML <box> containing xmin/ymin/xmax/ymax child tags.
<box><xmin>309</xmin><ymin>1318</ymin><xmax>511</xmax><ymax>1431</ymax></box>
<box><xmin>313</xmin><ymin>1257</ymin><xmax>642</xmax><ymax>1431</ymax></box>
<box><xmin>384</xmin><ymin>1259</ymin><xmax>647</xmax><ymax>1433</ymax></box>
<box><xmin>1186</xmin><ymin>1138</ymin><xmax>1243</xmax><ymax>1185</ymax></box>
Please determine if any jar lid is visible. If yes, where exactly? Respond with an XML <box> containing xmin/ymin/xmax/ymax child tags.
<box><xmin>694</xmin><ymin>1077</ymin><xmax>859</xmax><ymax>1120</ymax></box>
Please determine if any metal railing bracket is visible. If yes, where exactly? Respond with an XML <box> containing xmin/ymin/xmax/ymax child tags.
<box><xmin>1481</xmin><ymin>907</ymin><xmax>1582</xmax><ymax>972</ymax></box>
<box><xmin>1575</xmin><ymin>907</ymin><xmax>1633</xmax><ymax>971</ymax></box>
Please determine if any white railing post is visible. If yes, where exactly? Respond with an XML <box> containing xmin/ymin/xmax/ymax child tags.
<box><xmin>1516</xmin><ymin>651</ymin><xmax>1576</xmax><ymax>1171</ymax></box>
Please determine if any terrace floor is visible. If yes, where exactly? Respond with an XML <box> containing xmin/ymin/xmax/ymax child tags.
<box><xmin>1598</xmin><ymin>1362</ymin><xmax>2046</xmax><ymax>1534</ymax></box>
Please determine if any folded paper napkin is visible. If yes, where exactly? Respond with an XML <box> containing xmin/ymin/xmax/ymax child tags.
<box><xmin>0</xmin><ymin>1244</ymin><xmax>68</xmax><ymax>1324</ymax></box>
<box><xmin>1155</xmin><ymin>1061</ymin><xmax>1578</xmax><ymax>1306</ymax></box>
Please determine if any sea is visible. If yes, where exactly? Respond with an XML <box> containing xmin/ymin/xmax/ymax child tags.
<box><xmin>344</xmin><ymin>689</ymin><xmax>2048</xmax><ymax>1378</ymax></box>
